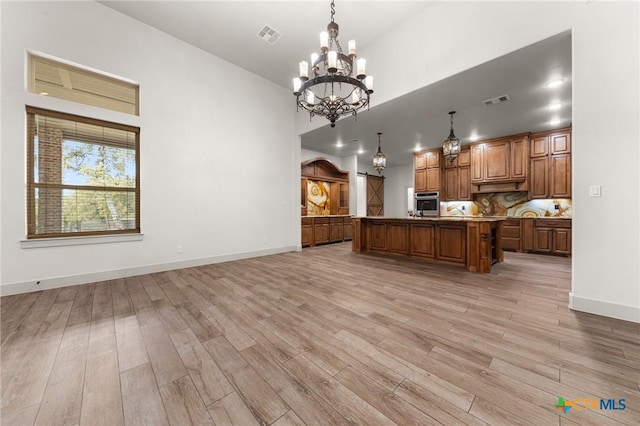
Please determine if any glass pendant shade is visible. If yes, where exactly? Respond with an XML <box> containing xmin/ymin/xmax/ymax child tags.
<box><xmin>372</xmin><ymin>132</ymin><xmax>387</xmax><ymax>174</ymax></box>
<box><xmin>443</xmin><ymin>111</ymin><xmax>461</xmax><ymax>163</ymax></box>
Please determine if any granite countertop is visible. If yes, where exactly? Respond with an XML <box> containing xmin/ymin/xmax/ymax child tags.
<box><xmin>441</xmin><ymin>215</ymin><xmax>572</xmax><ymax>220</ymax></box>
<box><xmin>303</xmin><ymin>214</ymin><xmax>352</xmax><ymax>218</ymax></box>
<box><xmin>358</xmin><ymin>216</ymin><xmax>506</xmax><ymax>223</ymax></box>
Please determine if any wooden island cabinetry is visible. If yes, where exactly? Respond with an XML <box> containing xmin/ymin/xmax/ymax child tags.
<box><xmin>352</xmin><ymin>217</ymin><xmax>504</xmax><ymax>273</ymax></box>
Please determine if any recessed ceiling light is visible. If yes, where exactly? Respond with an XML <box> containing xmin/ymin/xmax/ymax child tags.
<box><xmin>545</xmin><ymin>79</ymin><xmax>565</xmax><ymax>88</ymax></box>
<box><xmin>469</xmin><ymin>134</ymin><xmax>479</xmax><ymax>141</ymax></box>
<box><xmin>336</xmin><ymin>141</ymin><xmax>343</xmax><ymax>148</ymax></box>
<box><xmin>414</xmin><ymin>144</ymin><xmax>422</xmax><ymax>152</ymax></box>
<box><xmin>549</xmin><ymin>118</ymin><xmax>562</xmax><ymax>125</ymax></box>
<box><xmin>357</xmin><ymin>148</ymin><xmax>364</xmax><ymax>154</ymax></box>
<box><xmin>548</xmin><ymin>102</ymin><xmax>563</xmax><ymax>110</ymax></box>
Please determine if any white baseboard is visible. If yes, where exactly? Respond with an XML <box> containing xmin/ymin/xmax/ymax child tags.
<box><xmin>569</xmin><ymin>293</ymin><xmax>640</xmax><ymax>323</ymax></box>
<box><xmin>0</xmin><ymin>245</ymin><xmax>298</xmax><ymax>297</ymax></box>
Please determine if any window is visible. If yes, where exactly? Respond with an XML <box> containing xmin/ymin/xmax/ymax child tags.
<box><xmin>29</xmin><ymin>54</ymin><xmax>139</xmax><ymax>115</ymax></box>
<box><xmin>26</xmin><ymin>107</ymin><xmax>140</xmax><ymax>239</ymax></box>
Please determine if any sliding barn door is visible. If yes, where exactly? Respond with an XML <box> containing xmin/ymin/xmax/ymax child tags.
<box><xmin>366</xmin><ymin>175</ymin><xmax>384</xmax><ymax>216</ymax></box>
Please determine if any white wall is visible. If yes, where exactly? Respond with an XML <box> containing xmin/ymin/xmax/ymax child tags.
<box><xmin>296</xmin><ymin>2</ymin><xmax>640</xmax><ymax>322</ymax></box>
<box><xmin>382</xmin><ymin>165</ymin><xmax>413</xmax><ymax>218</ymax></box>
<box><xmin>0</xmin><ymin>1</ymin><xmax>297</xmax><ymax>294</ymax></box>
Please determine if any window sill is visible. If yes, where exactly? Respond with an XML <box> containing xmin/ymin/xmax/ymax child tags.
<box><xmin>20</xmin><ymin>233</ymin><xmax>144</xmax><ymax>249</ymax></box>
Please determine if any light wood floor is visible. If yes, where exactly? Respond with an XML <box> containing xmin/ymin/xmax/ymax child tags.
<box><xmin>1</xmin><ymin>243</ymin><xmax>639</xmax><ymax>425</ymax></box>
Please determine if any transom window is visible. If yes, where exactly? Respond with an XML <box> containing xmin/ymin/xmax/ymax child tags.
<box><xmin>26</xmin><ymin>107</ymin><xmax>140</xmax><ymax>239</ymax></box>
<box><xmin>29</xmin><ymin>54</ymin><xmax>139</xmax><ymax>115</ymax></box>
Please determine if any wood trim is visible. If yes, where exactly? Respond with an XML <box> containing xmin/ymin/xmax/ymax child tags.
<box><xmin>301</xmin><ymin>157</ymin><xmax>349</xmax><ymax>180</ymax></box>
<box><xmin>26</xmin><ymin>106</ymin><xmax>140</xmax><ymax>133</ymax></box>
<box><xmin>26</xmin><ymin>108</ymin><xmax>141</xmax><ymax>239</ymax></box>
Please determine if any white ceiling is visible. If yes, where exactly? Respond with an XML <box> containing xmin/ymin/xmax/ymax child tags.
<box><xmin>100</xmin><ymin>1</ymin><xmax>572</xmax><ymax>168</ymax></box>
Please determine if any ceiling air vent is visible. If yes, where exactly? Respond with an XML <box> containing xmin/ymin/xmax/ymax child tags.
<box><xmin>257</xmin><ymin>25</ymin><xmax>282</xmax><ymax>44</ymax></box>
<box><xmin>482</xmin><ymin>94</ymin><xmax>511</xmax><ymax>106</ymax></box>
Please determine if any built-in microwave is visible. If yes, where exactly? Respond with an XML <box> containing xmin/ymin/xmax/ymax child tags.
<box><xmin>414</xmin><ymin>192</ymin><xmax>440</xmax><ymax>217</ymax></box>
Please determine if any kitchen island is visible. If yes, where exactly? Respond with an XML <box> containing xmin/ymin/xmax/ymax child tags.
<box><xmin>352</xmin><ymin>216</ymin><xmax>505</xmax><ymax>273</ymax></box>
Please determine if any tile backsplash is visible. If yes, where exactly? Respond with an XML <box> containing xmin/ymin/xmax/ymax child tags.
<box><xmin>441</xmin><ymin>192</ymin><xmax>572</xmax><ymax>218</ymax></box>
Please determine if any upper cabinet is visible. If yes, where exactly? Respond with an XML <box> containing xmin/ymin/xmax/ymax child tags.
<box><xmin>414</xmin><ymin>149</ymin><xmax>442</xmax><ymax>193</ymax></box>
<box><xmin>470</xmin><ymin>134</ymin><xmax>529</xmax><ymax>193</ymax></box>
<box><xmin>442</xmin><ymin>147</ymin><xmax>471</xmax><ymax>201</ymax></box>
<box><xmin>412</xmin><ymin>128</ymin><xmax>571</xmax><ymax>201</ymax></box>
<box><xmin>529</xmin><ymin>128</ymin><xmax>571</xmax><ymax>199</ymax></box>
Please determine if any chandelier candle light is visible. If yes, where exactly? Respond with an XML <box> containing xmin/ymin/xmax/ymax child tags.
<box><xmin>442</xmin><ymin>111</ymin><xmax>461</xmax><ymax>163</ymax></box>
<box><xmin>372</xmin><ymin>132</ymin><xmax>386</xmax><ymax>174</ymax></box>
<box><xmin>293</xmin><ymin>0</ymin><xmax>374</xmax><ymax>128</ymax></box>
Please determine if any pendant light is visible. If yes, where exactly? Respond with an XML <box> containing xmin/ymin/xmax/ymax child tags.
<box><xmin>443</xmin><ymin>111</ymin><xmax>461</xmax><ymax>163</ymax></box>
<box><xmin>372</xmin><ymin>132</ymin><xmax>386</xmax><ymax>174</ymax></box>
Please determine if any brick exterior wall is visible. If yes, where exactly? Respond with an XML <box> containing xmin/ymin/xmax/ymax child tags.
<box><xmin>38</xmin><ymin>127</ymin><xmax>63</xmax><ymax>234</ymax></box>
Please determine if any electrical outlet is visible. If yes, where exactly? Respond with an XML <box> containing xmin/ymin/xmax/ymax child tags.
<box><xmin>176</xmin><ymin>245</ymin><xmax>183</xmax><ymax>254</ymax></box>
<box><xmin>461</xmin><ymin>205</ymin><xmax>465</xmax><ymax>211</ymax></box>
<box><xmin>554</xmin><ymin>204</ymin><xmax>560</xmax><ymax>210</ymax></box>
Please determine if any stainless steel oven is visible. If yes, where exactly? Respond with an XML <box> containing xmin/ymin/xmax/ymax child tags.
<box><xmin>414</xmin><ymin>192</ymin><xmax>440</xmax><ymax>217</ymax></box>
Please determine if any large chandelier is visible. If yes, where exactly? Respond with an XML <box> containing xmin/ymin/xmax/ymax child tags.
<box><xmin>442</xmin><ymin>111</ymin><xmax>461</xmax><ymax>163</ymax></box>
<box><xmin>293</xmin><ymin>0</ymin><xmax>374</xmax><ymax>128</ymax></box>
<box><xmin>372</xmin><ymin>132</ymin><xmax>386</xmax><ymax>174</ymax></box>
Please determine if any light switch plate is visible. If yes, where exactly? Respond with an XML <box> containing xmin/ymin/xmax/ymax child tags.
<box><xmin>589</xmin><ymin>185</ymin><xmax>601</xmax><ymax>197</ymax></box>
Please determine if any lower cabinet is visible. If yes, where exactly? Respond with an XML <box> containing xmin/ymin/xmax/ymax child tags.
<box><xmin>501</xmin><ymin>218</ymin><xmax>522</xmax><ymax>252</ymax></box>
<box><xmin>301</xmin><ymin>217</ymin><xmax>313</xmax><ymax>247</ymax></box>
<box><xmin>410</xmin><ymin>224</ymin><xmax>435</xmax><ymax>258</ymax></box>
<box><xmin>533</xmin><ymin>219</ymin><xmax>571</xmax><ymax>255</ymax></box>
<box><xmin>504</xmin><ymin>218</ymin><xmax>571</xmax><ymax>256</ymax></box>
<box><xmin>329</xmin><ymin>217</ymin><xmax>344</xmax><ymax>242</ymax></box>
<box><xmin>302</xmin><ymin>216</ymin><xmax>353</xmax><ymax>247</ymax></box>
<box><xmin>343</xmin><ymin>216</ymin><xmax>353</xmax><ymax>240</ymax></box>
<box><xmin>437</xmin><ymin>225</ymin><xmax>466</xmax><ymax>263</ymax></box>
<box><xmin>314</xmin><ymin>218</ymin><xmax>330</xmax><ymax>245</ymax></box>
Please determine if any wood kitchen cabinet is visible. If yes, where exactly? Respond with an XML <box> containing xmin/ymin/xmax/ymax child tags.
<box><xmin>343</xmin><ymin>216</ymin><xmax>353</xmax><ymax>240</ymax></box>
<box><xmin>529</xmin><ymin>157</ymin><xmax>549</xmax><ymax>198</ymax></box>
<box><xmin>301</xmin><ymin>217</ymin><xmax>313</xmax><ymax>247</ymax></box>
<box><xmin>529</xmin><ymin>128</ymin><xmax>571</xmax><ymax>199</ymax></box>
<box><xmin>426</xmin><ymin>167</ymin><xmax>441</xmax><ymax>192</ymax></box>
<box><xmin>329</xmin><ymin>217</ymin><xmax>344</xmax><ymax>242</ymax></box>
<box><xmin>414</xmin><ymin>169</ymin><xmax>426</xmax><ymax>193</ymax></box>
<box><xmin>301</xmin><ymin>215</ymin><xmax>352</xmax><ymax>247</ymax></box>
<box><xmin>501</xmin><ymin>218</ymin><xmax>522</xmax><ymax>252</ymax></box>
<box><xmin>532</xmin><ymin>218</ymin><xmax>571</xmax><ymax>256</ymax></box>
<box><xmin>470</xmin><ymin>134</ymin><xmax>529</xmax><ymax>193</ymax></box>
<box><xmin>314</xmin><ymin>218</ymin><xmax>329</xmax><ymax>245</ymax></box>
<box><xmin>437</xmin><ymin>225</ymin><xmax>466</xmax><ymax>263</ymax></box>
<box><xmin>550</xmin><ymin>154</ymin><xmax>571</xmax><ymax>198</ymax></box>
<box><xmin>414</xmin><ymin>148</ymin><xmax>442</xmax><ymax>193</ymax></box>
<box><xmin>502</xmin><ymin>217</ymin><xmax>570</xmax><ymax>256</ymax></box>
<box><xmin>443</xmin><ymin>148</ymin><xmax>471</xmax><ymax>201</ymax></box>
